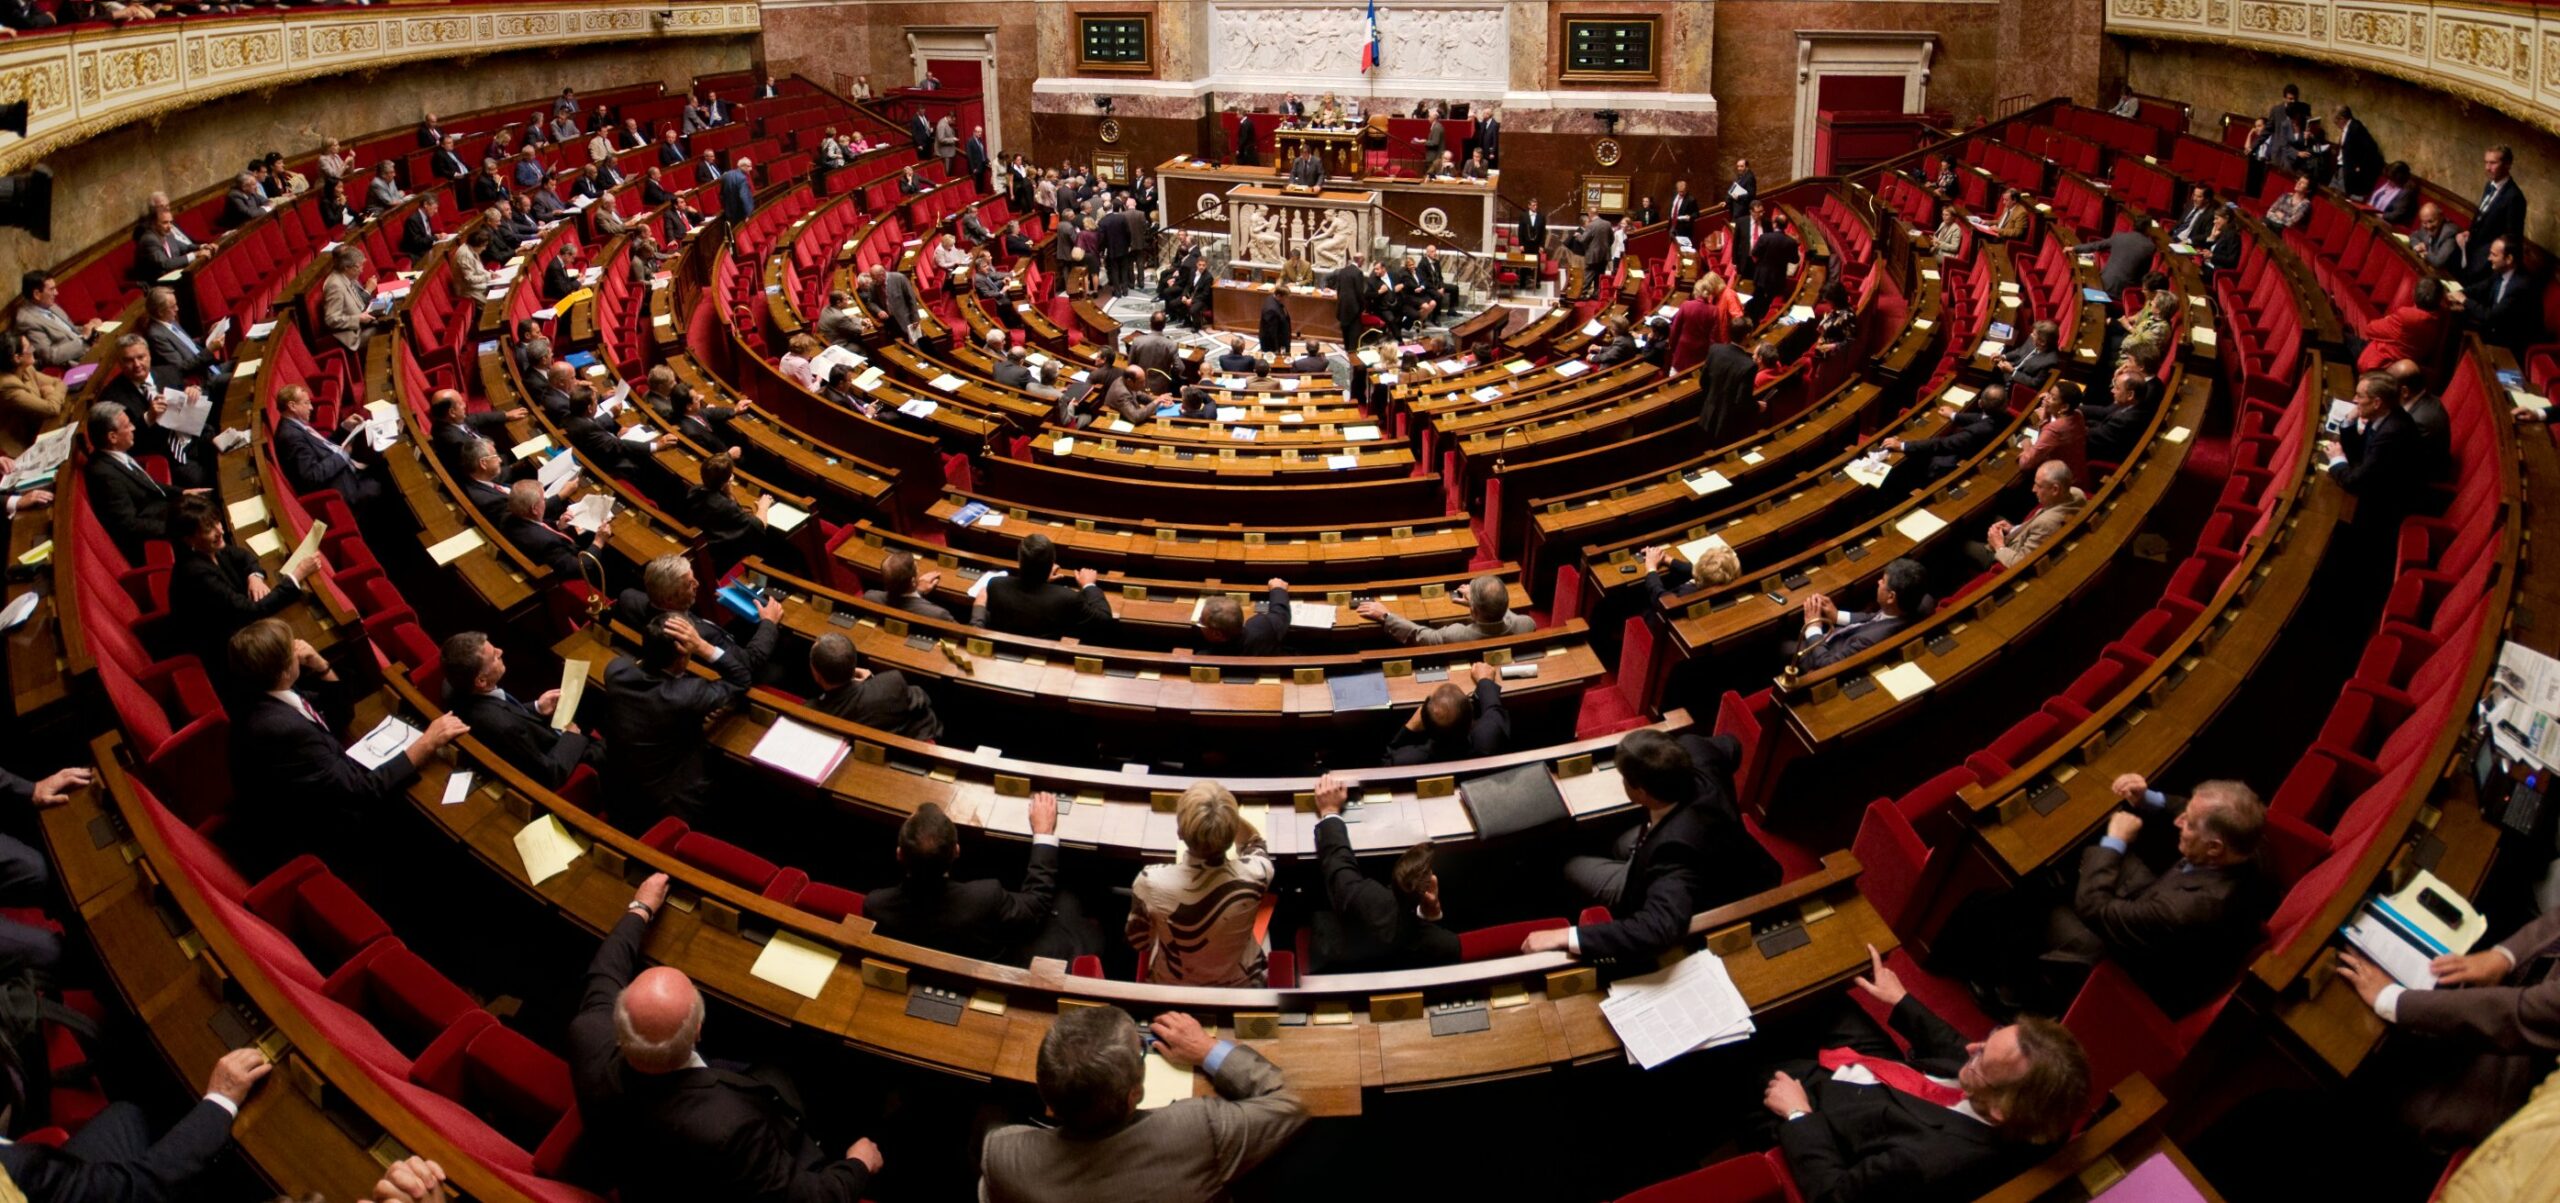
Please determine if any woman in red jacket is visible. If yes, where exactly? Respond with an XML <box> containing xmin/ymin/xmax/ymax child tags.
<box><xmin>2356</xmin><ymin>277</ymin><xmax>2448</xmax><ymax>374</ymax></box>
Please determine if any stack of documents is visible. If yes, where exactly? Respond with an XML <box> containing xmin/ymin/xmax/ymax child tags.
<box><xmin>750</xmin><ymin>716</ymin><xmax>852</xmax><ymax>784</ymax></box>
<box><xmin>1599</xmin><ymin>950</ymin><xmax>1755</xmax><ymax>1069</ymax></box>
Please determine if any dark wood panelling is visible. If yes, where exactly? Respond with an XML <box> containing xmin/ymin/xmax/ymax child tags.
<box><xmin>1030</xmin><ymin>112</ymin><xmax>1212</xmax><ymax>177</ymax></box>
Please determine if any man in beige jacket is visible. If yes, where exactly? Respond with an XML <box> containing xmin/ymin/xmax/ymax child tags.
<box><xmin>1976</xmin><ymin>460</ymin><xmax>2086</xmax><ymax>569</ymax></box>
<box><xmin>980</xmin><ymin>1005</ymin><xmax>1306</xmax><ymax>1202</ymax></box>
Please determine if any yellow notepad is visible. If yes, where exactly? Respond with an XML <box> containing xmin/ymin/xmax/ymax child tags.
<box><xmin>1894</xmin><ymin>509</ymin><xmax>1948</xmax><ymax>541</ymax></box>
<box><xmin>1137</xmin><ymin>1050</ymin><xmax>1197</xmax><ymax>1110</ymax></box>
<box><xmin>427</xmin><ymin>528</ymin><xmax>485</xmax><ymax>565</ymax></box>
<box><xmin>749</xmin><ymin>931</ymin><xmax>839</xmax><ymax>1000</ymax></box>
<box><xmin>1875</xmin><ymin>661</ymin><xmax>1936</xmax><ymax>702</ymax></box>
<box><xmin>512</xmin><ymin>815</ymin><xmax>583</xmax><ymax>884</ymax></box>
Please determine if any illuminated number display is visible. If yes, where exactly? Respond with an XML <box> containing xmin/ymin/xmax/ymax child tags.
<box><xmin>1078</xmin><ymin>16</ymin><xmax>1154</xmax><ymax>73</ymax></box>
<box><xmin>1561</xmin><ymin>17</ymin><xmax>1660</xmax><ymax>84</ymax></box>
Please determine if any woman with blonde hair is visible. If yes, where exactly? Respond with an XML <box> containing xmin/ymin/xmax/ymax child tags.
<box><xmin>1638</xmin><ymin>537</ymin><xmax>1742</xmax><ymax>602</ymax></box>
<box><xmin>1125</xmin><ymin>782</ymin><xmax>1276</xmax><ymax>986</ymax></box>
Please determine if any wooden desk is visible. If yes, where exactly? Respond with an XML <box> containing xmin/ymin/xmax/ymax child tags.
<box><xmin>1213</xmin><ymin>280</ymin><xmax>1343</xmax><ymax>342</ymax></box>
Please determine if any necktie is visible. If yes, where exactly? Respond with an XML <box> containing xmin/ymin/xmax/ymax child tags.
<box><xmin>2484</xmin><ymin>181</ymin><xmax>2499</xmax><ymax>209</ymax></box>
<box><xmin>1819</xmin><ymin>1048</ymin><xmax>1968</xmax><ymax>1107</ymax></box>
<box><xmin>292</xmin><ymin>694</ymin><xmax>327</xmax><ymax>729</ymax></box>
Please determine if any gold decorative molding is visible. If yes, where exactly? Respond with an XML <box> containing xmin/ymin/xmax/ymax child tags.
<box><xmin>0</xmin><ymin>2</ymin><xmax>758</xmax><ymax>175</ymax></box>
<box><xmin>2110</xmin><ymin>0</ymin><xmax>2560</xmax><ymax>135</ymax></box>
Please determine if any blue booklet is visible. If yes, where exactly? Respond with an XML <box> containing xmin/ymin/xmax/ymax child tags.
<box><xmin>950</xmin><ymin>501</ymin><xmax>992</xmax><ymax>527</ymax></box>
<box><xmin>716</xmin><ymin>582</ymin><xmax>766</xmax><ymax>622</ymax></box>
<box><xmin>1328</xmin><ymin>669</ymin><xmax>1391</xmax><ymax>711</ymax></box>
<box><xmin>2081</xmin><ymin>287</ymin><xmax>2112</xmax><ymax>304</ymax></box>
<box><xmin>1988</xmin><ymin>321</ymin><xmax>2015</xmax><ymax>341</ymax></box>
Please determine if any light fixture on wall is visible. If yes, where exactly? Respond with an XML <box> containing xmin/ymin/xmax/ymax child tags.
<box><xmin>1096</xmin><ymin>96</ymin><xmax>1116</xmax><ymax>113</ymax></box>
<box><xmin>0</xmin><ymin>101</ymin><xmax>26</xmax><ymax>139</ymax></box>
<box><xmin>1593</xmin><ymin>109</ymin><xmax>1621</xmax><ymax>136</ymax></box>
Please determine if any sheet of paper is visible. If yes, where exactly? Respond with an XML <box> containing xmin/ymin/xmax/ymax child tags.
<box><xmin>245</xmin><ymin>529</ymin><xmax>284</xmax><ymax>557</ymax></box>
<box><xmin>226</xmin><ymin>495</ymin><xmax>268</xmax><ymax>530</ymax></box>
<box><xmin>1325</xmin><ymin>454</ymin><xmax>1358</xmax><ymax>470</ymax></box>
<box><xmin>427</xmin><ymin>528</ymin><xmax>486</xmax><ymax>566</ymax></box>
<box><xmin>280</xmin><ymin>519</ymin><xmax>328</xmax><ymax>582</ymax></box>
<box><xmin>1894</xmin><ymin>509</ymin><xmax>1948</xmax><ymax>541</ymax></box>
<box><xmin>1342</xmin><ymin>425</ymin><xmax>1381</xmax><ymax>441</ymax></box>
<box><xmin>2161</xmin><ymin>426</ymin><xmax>2191</xmax><ymax>444</ymax></box>
<box><xmin>539</xmin><ymin>450</ymin><xmax>583</xmax><ymax>496</ymax></box>
<box><xmin>1875</xmin><ymin>661</ymin><xmax>1936</xmax><ymax>701</ymax></box>
<box><xmin>1976</xmin><ymin>339</ymin><xmax>2005</xmax><ymax>358</ymax></box>
<box><xmin>511</xmin><ymin>434</ymin><xmax>552</xmax><ymax>459</ymax></box>
<box><xmin>898</xmin><ymin>399</ymin><xmax>939</xmax><ymax>420</ymax></box>
<box><xmin>749</xmin><ymin>716</ymin><xmax>851</xmax><ymax>784</ymax></box>
<box><xmin>1137</xmin><ymin>1050</ymin><xmax>1197</xmax><ymax>1109</ymax></box>
<box><xmin>928</xmin><ymin>373</ymin><xmax>965</xmax><ymax>393</ymax></box>
<box><xmin>1470</xmin><ymin>386</ymin><xmax>1503</xmax><ymax>402</ymax></box>
<box><xmin>441</xmin><ymin>771</ymin><xmax>473</xmax><ymax>805</ymax></box>
<box><xmin>0</xmin><ymin>592</ymin><xmax>37</xmax><ymax>633</ymax></box>
<box><xmin>1288</xmin><ymin>601</ymin><xmax>1339</xmax><ymax>629</ymax></box>
<box><xmin>1050</xmin><ymin>435</ymin><xmax>1076</xmax><ymax>457</ymax></box>
<box><xmin>1675</xmin><ymin>533</ymin><xmax>1729</xmax><ymax>565</ymax></box>
<box><xmin>512</xmin><ymin>814</ymin><xmax>583</xmax><ymax>884</ymax></box>
<box><xmin>749</xmin><ymin>930</ymin><xmax>840</xmax><ymax>1000</ymax></box>
<box><xmin>1598</xmin><ymin>950</ymin><xmax>1755</xmax><ymax>1070</ymax></box>
<box><xmin>1684</xmin><ymin>470</ymin><xmax>1731</xmax><ymax>496</ymax></box>
<box><xmin>347</xmin><ymin>715</ymin><xmax>421</xmax><ymax>769</ymax></box>
<box><xmin>767</xmin><ymin>502</ymin><xmax>811</xmax><ymax>533</ymax></box>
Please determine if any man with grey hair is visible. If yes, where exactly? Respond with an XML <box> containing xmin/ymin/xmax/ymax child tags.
<box><xmin>979</xmin><ymin>1004</ymin><xmax>1304</xmax><ymax>1202</ymax></box>
<box><xmin>1354</xmin><ymin>572</ymin><xmax>1533</xmax><ymax>645</ymax></box>
<box><xmin>1951</xmin><ymin>772</ymin><xmax>2271</xmax><ymax>1017</ymax></box>
<box><xmin>612</xmin><ymin>552</ymin><xmax>782</xmax><ymax>677</ymax></box>
<box><xmin>568</xmin><ymin>872</ymin><xmax>885</xmax><ymax>1202</ymax></box>
<box><xmin>1974</xmin><ymin>460</ymin><xmax>2085</xmax><ymax>569</ymax></box>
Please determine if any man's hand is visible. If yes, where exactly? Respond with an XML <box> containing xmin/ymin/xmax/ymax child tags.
<box><xmin>753</xmin><ymin>494</ymin><xmax>775</xmax><ymax>519</ymax></box>
<box><xmin>2430</xmin><ymin>948</ymin><xmax>2512</xmax><ymax>988</ymax></box>
<box><xmin>1150</xmin><ymin>1011</ymin><xmax>1219</xmax><ymax>1065</ymax></box>
<box><xmin>12</xmin><ymin>489</ymin><xmax>50</xmax><ymax>512</ymax></box>
<box><xmin>418</xmin><ymin>713</ymin><xmax>469</xmax><ymax>752</ymax></box>
<box><xmin>27</xmin><ymin>767</ymin><xmax>92</xmax><ymax>807</ymax></box>
<box><xmin>2319</xmin><ymin>438</ymin><xmax>2343</xmax><ymax>462</ymax></box>
<box><xmin>1312</xmin><ymin>772</ymin><xmax>1348</xmax><ymax>818</ymax></box>
<box><xmin>372</xmin><ymin>1155</ymin><xmax>450</xmax><ymax>1203</ymax></box>
<box><xmin>1763</xmin><ymin>1071</ymin><xmax>1812</xmax><ymax>1118</ymax></box>
<box><xmin>915</xmin><ymin>567</ymin><xmax>943</xmax><ymax>595</ymax></box>
<box><xmin>1355</xmin><ymin>600</ymin><xmax>1388</xmax><ymax>622</ymax></box>
<box><xmin>1470</xmin><ymin>661</ymin><xmax>1497</xmax><ymax>683</ymax></box>
<box><xmin>2105</xmin><ymin>811</ymin><xmax>2144</xmax><ymax>844</ymax></box>
<box><xmin>292</xmin><ymin>638</ymin><xmax>330</xmax><ymax>675</ymax></box>
<box><xmin>1520</xmin><ymin>927</ymin><xmax>1572</xmax><ymax>955</ymax></box>
<box><xmin>2110</xmin><ymin>773</ymin><xmax>2149</xmax><ymax>801</ymax></box>
<box><xmin>1851</xmin><ymin>943</ymin><xmax>1908</xmax><ymax>1009</ymax></box>
<box><xmin>2335</xmin><ymin>950</ymin><xmax>2394</xmax><ymax>1006</ymax></box>
<box><xmin>289</xmin><ymin>553</ymin><xmax>324</xmax><ymax>584</ymax></box>
<box><xmin>1029</xmin><ymin>790</ymin><xmax>1058</xmax><ymax>836</ymax></box>
<box><xmin>755</xmin><ymin>597</ymin><xmax>783</xmax><ymax>624</ymax></box>
<box><xmin>634</xmin><ymin>872</ymin><xmax>670</xmax><ymax>915</ymax></box>
<box><xmin>504</xmin><ymin>407</ymin><xmax>529</xmax><ymax>421</ymax></box>
<box><xmin>206</xmin><ymin>1047</ymin><xmax>272</xmax><ymax>1108</ymax></box>
<box><xmin>1268</xmin><ymin>577</ymin><xmax>1288</xmax><ymax>591</ymax></box>
<box><xmin>1641</xmin><ymin>545</ymin><xmax>1668</xmax><ymax>572</ymax></box>
<box><xmin>845</xmin><ymin>1138</ymin><xmax>885</xmax><ymax>1173</ymax></box>
<box><xmin>535</xmin><ymin>688</ymin><xmax>563</xmax><ymax>717</ymax></box>
<box><xmin>1881</xmin><ymin>436</ymin><xmax>1905</xmax><ymax>451</ymax></box>
<box><xmin>1073</xmin><ymin>567</ymin><xmax>1099</xmax><ymax>588</ymax></box>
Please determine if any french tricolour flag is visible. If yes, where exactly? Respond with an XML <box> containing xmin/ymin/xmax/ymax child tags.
<box><xmin>1361</xmin><ymin>0</ymin><xmax>1382</xmax><ymax>73</ymax></box>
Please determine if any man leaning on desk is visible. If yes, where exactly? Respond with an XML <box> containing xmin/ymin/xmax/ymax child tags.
<box><xmin>1307</xmin><ymin>772</ymin><xmax>1460</xmax><ymax>972</ymax></box>
<box><xmin>2338</xmin><ymin>898</ymin><xmax>2560</xmax><ymax>1145</ymax></box>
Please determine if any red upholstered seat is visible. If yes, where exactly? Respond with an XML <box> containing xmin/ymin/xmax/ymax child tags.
<box><xmin>244</xmin><ymin>857</ymin><xmax>395</xmax><ymax>975</ymax></box>
<box><xmin>408</xmin><ymin>1011</ymin><xmax>580</xmax><ymax>1159</ymax></box>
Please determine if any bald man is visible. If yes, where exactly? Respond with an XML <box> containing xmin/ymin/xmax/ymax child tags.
<box><xmin>1382</xmin><ymin>662</ymin><xmax>1509</xmax><ymax>766</ymax></box>
<box><xmin>567</xmin><ymin>873</ymin><xmax>884</xmax><ymax>1202</ymax></box>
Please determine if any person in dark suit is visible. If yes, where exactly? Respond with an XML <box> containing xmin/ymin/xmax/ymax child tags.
<box><xmin>2336</xmin><ymin>899</ymin><xmax>2560</xmax><ymax>1146</ymax></box>
<box><xmin>2072</xmin><ymin>225</ymin><xmax>2155</xmax><ymax>298</ymax></box>
<box><xmin>454</xmin><ymin>436</ymin><xmax>520</xmax><ymax>526</ymax></box>
<box><xmin>2081</xmin><ymin>362</ymin><xmax>2162</xmax><ymax>466</ymax></box>
<box><xmin>807</xmin><ymin>632</ymin><xmax>941</xmax><ymax>742</ymax></box>
<box><xmin>2331</xmin><ymin>106</ymin><xmax>2384</xmax><ymax>197</ymax></box>
<box><xmin>165</xmin><ymin>494</ymin><xmax>313</xmax><ymax>665</ymax></box>
<box><xmin>1100</xmin><ymin>200</ymin><xmax>1134</xmax><ymax>295</ymax></box>
<box><xmin>1699</xmin><ymin>317</ymin><xmax>1759</xmax><ymax>445</ymax></box>
<box><xmin>865</xmin><ymin>796</ymin><xmax>1099</xmax><ymax>965</ymax></box>
<box><xmin>598</xmin><ymin>612</ymin><xmax>751</xmax><ymax>826</ymax></box>
<box><xmin>1233</xmin><ymin>110</ymin><xmax>1258</xmax><ymax>167</ymax></box>
<box><xmin>1325</xmin><ymin>257</ymin><xmax>1367</xmax><ymax>335</ymax></box>
<box><xmin>1746</xmin><ymin>214</ymin><xmax>1799</xmax><ymax>323</ymax></box>
<box><xmin>655</xmin><ymin>128</ymin><xmax>688</xmax><ymax>168</ymax></box>
<box><xmin>983</xmin><ymin>533</ymin><xmax>1112</xmax><ymax>638</ymax></box>
<box><xmin>718</xmin><ymin>160</ymin><xmax>756</xmax><ymax>224</ymax></box>
<box><xmin>2063</xmin><ymin>774</ymin><xmax>2270</xmax><ymax>1011</ymax></box>
<box><xmin>440</xmin><ymin>630</ymin><xmax>598</xmax><ymax>791</ymax></box>
<box><xmin>501</xmin><ymin>480</ymin><xmax>605</xmax><ymax>579</ymax></box>
<box><xmin>216</xmin><ymin>172</ymin><xmax>266</xmax><ymax>230</ymax></box>
<box><xmin>95</xmin><ymin>334</ymin><xmax>215</xmax><ymax>490</ymax></box>
<box><xmin>0</xmin><ymin>1047</ymin><xmax>273</xmax><ymax>1203</ymax></box>
<box><xmin>224</xmin><ymin>619</ymin><xmax>467</xmax><ymax>862</ymax></box>
<box><xmin>1575</xmin><ymin>212</ymin><xmax>1615</xmax><ymax>299</ymax></box>
<box><xmin>1728</xmin><ymin>158</ymin><xmax>1758</xmax><ymax>218</ymax></box>
<box><xmin>2323</xmin><ymin>370</ymin><xmax>2430</xmax><ymax>531</ymax></box>
<box><xmin>1877</xmin><ymin>383</ymin><xmax>2010</xmax><ymax>495</ymax></box>
<box><xmin>908</xmin><ymin>110</ymin><xmax>934</xmax><ymax>160</ymax></box>
<box><xmin>1758</xmin><ymin>954</ymin><xmax>2091</xmax><ymax>1203</ymax></box>
<box><xmin>563</xmin><ymin>383</ymin><xmax>660</xmax><ymax>477</ymax></box>
<box><xmin>1523</xmin><ymin>727</ymin><xmax>1783</xmax><ymax>962</ymax></box>
<box><xmin>82</xmin><ymin>401</ymin><xmax>185</xmax><ymax>565</ymax></box>
<box><xmin>1475</xmin><ymin>108</ymin><xmax>1501</xmax><ymax>165</ymax></box>
<box><xmin>1792</xmin><ymin>557</ymin><xmax>1933</xmax><ymax>671</ymax></box>
<box><xmin>1306</xmin><ymin>773</ymin><xmax>1461</xmax><ymax>973</ymax></box>
<box><xmin>1257</xmin><ymin>291</ymin><xmax>1292</xmax><ymax>356</ymax></box>
<box><xmin>567</xmin><ymin>873</ymin><xmax>884</xmax><ymax>1202</ymax></box>
<box><xmin>427</xmin><ymin>388</ymin><xmax>527</xmax><ymax>480</ymax></box>
<box><xmin>397</xmin><ymin>195</ymin><xmax>441</xmax><ymax>261</ymax></box>
<box><xmin>1517</xmin><ymin>198</ymin><xmax>1548</xmax><ymax>263</ymax></box>
<box><xmin>1667</xmin><ymin>179</ymin><xmax>1700</xmax><ymax>244</ymax></box>
<box><xmin>964</xmin><ymin>125</ymin><xmax>989</xmax><ymax>187</ymax></box>
<box><xmin>272</xmin><ymin>382</ymin><xmax>386</xmax><ymax>510</ymax></box>
<box><xmin>1383</xmin><ymin>667</ymin><xmax>1509</xmax><ymax>766</ymax></box>
<box><xmin>1197</xmin><ymin>578</ymin><xmax>1291</xmax><ymax>655</ymax></box>
<box><xmin>1288</xmin><ymin>149</ymin><xmax>1326</xmax><ymax>188</ymax></box>
<box><xmin>2167</xmin><ymin>186</ymin><xmax>2218</xmax><ymax>247</ymax></box>
<box><xmin>130</xmin><ymin>205</ymin><xmax>205</xmax><ymax>285</ymax></box>
<box><xmin>613</xmin><ymin>554</ymin><xmax>781</xmax><ymax>679</ymax></box>
<box><xmin>1999</xmin><ymin>319</ymin><xmax>2063</xmax><ymax>392</ymax></box>
<box><xmin>685</xmin><ymin>452</ymin><xmax>776</xmax><ymax>576</ymax></box>
<box><xmin>2455</xmin><ymin>236</ymin><xmax>2539</xmax><ymax>351</ymax></box>
<box><xmin>2462</xmin><ymin>146</ymin><xmax>2526</xmax><ymax>275</ymax></box>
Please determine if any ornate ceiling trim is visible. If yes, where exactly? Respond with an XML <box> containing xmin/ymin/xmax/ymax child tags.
<box><xmin>0</xmin><ymin>3</ymin><xmax>759</xmax><ymax>174</ymax></box>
